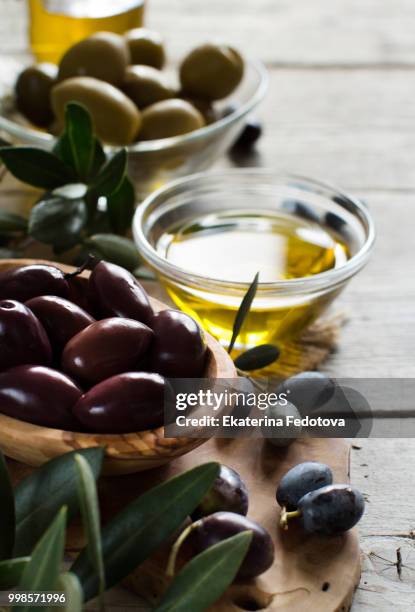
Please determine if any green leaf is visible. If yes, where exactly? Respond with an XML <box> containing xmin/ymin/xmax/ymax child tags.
<box><xmin>85</xmin><ymin>234</ymin><xmax>140</xmax><ymax>271</ymax></box>
<box><xmin>74</xmin><ymin>454</ymin><xmax>105</xmax><ymax>607</ymax></box>
<box><xmin>65</xmin><ymin>103</ymin><xmax>94</xmax><ymax>180</ymax></box>
<box><xmin>228</xmin><ymin>272</ymin><xmax>259</xmax><ymax>354</ymax></box>
<box><xmin>89</xmin><ymin>148</ymin><xmax>127</xmax><ymax>197</ymax></box>
<box><xmin>14</xmin><ymin>508</ymin><xmax>66</xmax><ymax>612</ymax></box>
<box><xmin>0</xmin><ymin>557</ymin><xmax>30</xmax><ymax>589</ymax></box>
<box><xmin>28</xmin><ymin>196</ymin><xmax>87</xmax><ymax>250</ymax></box>
<box><xmin>56</xmin><ymin>572</ymin><xmax>83</xmax><ymax>612</ymax></box>
<box><xmin>0</xmin><ymin>211</ymin><xmax>27</xmax><ymax>234</ymax></box>
<box><xmin>72</xmin><ymin>462</ymin><xmax>220</xmax><ymax>601</ymax></box>
<box><xmin>234</xmin><ymin>344</ymin><xmax>280</xmax><ymax>371</ymax></box>
<box><xmin>106</xmin><ymin>176</ymin><xmax>136</xmax><ymax>234</ymax></box>
<box><xmin>89</xmin><ymin>140</ymin><xmax>107</xmax><ymax>178</ymax></box>
<box><xmin>0</xmin><ymin>451</ymin><xmax>15</xmax><ymax>560</ymax></box>
<box><xmin>14</xmin><ymin>448</ymin><xmax>104</xmax><ymax>557</ymax></box>
<box><xmin>155</xmin><ymin>531</ymin><xmax>252</xmax><ymax>612</ymax></box>
<box><xmin>0</xmin><ymin>147</ymin><xmax>74</xmax><ymax>189</ymax></box>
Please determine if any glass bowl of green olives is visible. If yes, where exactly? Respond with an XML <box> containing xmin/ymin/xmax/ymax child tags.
<box><xmin>0</xmin><ymin>30</ymin><xmax>268</xmax><ymax>195</ymax></box>
<box><xmin>0</xmin><ymin>258</ymin><xmax>237</xmax><ymax>475</ymax></box>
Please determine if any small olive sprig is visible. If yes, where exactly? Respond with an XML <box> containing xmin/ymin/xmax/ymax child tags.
<box><xmin>0</xmin><ymin>103</ymin><xmax>145</xmax><ymax>275</ymax></box>
<box><xmin>228</xmin><ymin>271</ymin><xmax>280</xmax><ymax>373</ymax></box>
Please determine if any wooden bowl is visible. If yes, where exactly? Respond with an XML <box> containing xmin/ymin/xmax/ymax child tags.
<box><xmin>0</xmin><ymin>259</ymin><xmax>236</xmax><ymax>474</ymax></box>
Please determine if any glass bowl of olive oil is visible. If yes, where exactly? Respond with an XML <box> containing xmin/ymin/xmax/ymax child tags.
<box><xmin>133</xmin><ymin>171</ymin><xmax>375</xmax><ymax>356</ymax></box>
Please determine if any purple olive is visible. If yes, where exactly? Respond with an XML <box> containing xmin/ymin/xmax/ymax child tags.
<box><xmin>190</xmin><ymin>511</ymin><xmax>274</xmax><ymax>580</ymax></box>
<box><xmin>61</xmin><ymin>317</ymin><xmax>153</xmax><ymax>385</ymax></box>
<box><xmin>192</xmin><ymin>465</ymin><xmax>249</xmax><ymax>519</ymax></box>
<box><xmin>0</xmin><ymin>265</ymin><xmax>70</xmax><ymax>301</ymax></box>
<box><xmin>0</xmin><ymin>300</ymin><xmax>52</xmax><ymax>371</ymax></box>
<box><xmin>149</xmin><ymin>309</ymin><xmax>207</xmax><ymax>377</ymax></box>
<box><xmin>0</xmin><ymin>365</ymin><xmax>82</xmax><ymax>429</ymax></box>
<box><xmin>73</xmin><ymin>372</ymin><xmax>168</xmax><ymax>433</ymax></box>
<box><xmin>26</xmin><ymin>295</ymin><xmax>95</xmax><ymax>354</ymax></box>
<box><xmin>88</xmin><ymin>261</ymin><xmax>153</xmax><ymax>323</ymax></box>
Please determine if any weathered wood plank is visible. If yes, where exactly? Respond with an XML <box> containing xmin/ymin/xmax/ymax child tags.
<box><xmin>4</xmin><ymin>0</ymin><xmax>415</xmax><ymax>67</ymax></box>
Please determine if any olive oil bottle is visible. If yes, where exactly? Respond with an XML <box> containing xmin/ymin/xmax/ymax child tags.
<box><xmin>29</xmin><ymin>0</ymin><xmax>145</xmax><ymax>62</ymax></box>
<box><xmin>156</xmin><ymin>210</ymin><xmax>349</xmax><ymax>352</ymax></box>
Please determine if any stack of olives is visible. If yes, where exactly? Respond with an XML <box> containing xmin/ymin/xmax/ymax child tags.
<box><xmin>0</xmin><ymin>260</ymin><xmax>207</xmax><ymax>433</ymax></box>
<box><xmin>14</xmin><ymin>29</ymin><xmax>244</xmax><ymax>145</ymax></box>
<box><xmin>168</xmin><ymin>465</ymin><xmax>275</xmax><ymax>581</ymax></box>
<box><xmin>276</xmin><ymin>462</ymin><xmax>365</xmax><ymax>535</ymax></box>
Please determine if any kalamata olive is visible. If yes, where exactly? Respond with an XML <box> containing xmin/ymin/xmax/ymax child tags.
<box><xmin>139</xmin><ymin>99</ymin><xmax>205</xmax><ymax>140</ymax></box>
<box><xmin>190</xmin><ymin>512</ymin><xmax>274</xmax><ymax>579</ymax></box>
<box><xmin>58</xmin><ymin>32</ymin><xmax>130</xmax><ymax>87</ymax></box>
<box><xmin>73</xmin><ymin>372</ymin><xmax>167</xmax><ymax>433</ymax></box>
<box><xmin>125</xmin><ymin>28</ymin><xmax>166</xmax><ymax>69</ymax></box>
<box><xmin>15</xmin><ymin>63</ymin><xmax>57</xmax><ymax>127</ymax></box>
<box><xmin>123</xmin><ymin>65</ymin><xmax>175</xmax><ymax>109</ymax></box>
<box><xmin>276</xmin><ymin>461</ymin><xmax>333</xmax><ymax>511</ymax></box>
<box><xmin>0</xmin><ymin>365</ymin><xmax>81</xmax><ymax>429</ymax></box>
<box><xmin>149</xmin><ymin>309</ymin><xmax>207</xmax><ymax>377</ymax></box>
<box><xmin>0</xmin><ymin>264</ymin><xmax>70</xmax><ymax>301</ymax></box>
<box><xmin>231</xmin><ymin>119</ymin><xmax>263</xmax><ymax>151</ymax></box>
<box><xmin>51</xmin><ymin>77</ymin><xmax>141</xmax><ymax>145</ymax></box>
<box><xmin>88</xmin><ymin>261</ymin><xmax>153</xmax><ymax>324</ymax></box>
<box><xmin>25</xmin><ymin>295</ymin><xmax>95</xmax><ymax>354</ymax></box>
<box><xmin>0</xmin><ymin>300</ymin><xmax>52</xmax><ymax>371</ymax></box>
<box><xmin>262</xmin><ymin>401</ymin><xmax>302</xmax><ymax>448</ymax></box>
<box><xmin>61</xmin><ymin>318</ymin><xmax>153</xmax><ymax>385</ymax></box>
<box><xmin>276</xmin><ymin>372</ymin><xmax>336</xmax><ymax>416</ymax></box>
<box><xmin>192</xmin><ymin>465</ymin><xmax>249</xmax><ymax>519</ymax></box>
<box><xmin>180</xmin><ymin>43</ymin><xmax>244</xmax><ymax>101</ymax></box>
<box><xmin>297</xmin><ymin>484</ymin><xmax>365</xmax><ymax>536</ymax></box>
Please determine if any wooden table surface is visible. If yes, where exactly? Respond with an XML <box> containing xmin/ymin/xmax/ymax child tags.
<box><xmin>1</xmin><ymin>1</ymin><xmax>415</xmax><ymax>610</ymax></box>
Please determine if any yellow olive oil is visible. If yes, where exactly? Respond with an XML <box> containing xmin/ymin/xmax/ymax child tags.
<box><xmin>156</xmin><ymin>210</ymin><xmax>349</xmax><ymax>352</ymax></box>
<box><xmin>29</xmin><ymin>0</ymin><xmax>145</xmax><ymax>63</ymax></box>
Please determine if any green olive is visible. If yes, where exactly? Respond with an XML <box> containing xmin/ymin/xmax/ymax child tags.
<box><xmin>15</xmin><ymin>63</ymin><xmax>57</xmax><ymax>127</ymax></box>
<box><xmin>180</xmin><ymin>43</ymin><xmax>244</xmax><ymax>101</ymax></box>
<box><xmin>180</xmin><ymin>96</ymin><xmax>218</xmax><ymax>125</ymax></box>
<box><xmin>51</xmin><ymin>77</ymin><xmax>141</xmax><ymax>145</ymax></box>
<box><xmin>124</xmin><ymin>28</ymin><xmax>166</xmax><ymax>69</ymax></box>
<box><xmin>139</xmin><ymin>99</ymin><xmax>205</xmax><ymax>140</ymax></box>
<box><xmin>123</xmin><ymin>65</ymin><xmax>175</xmax><ymax>109</ymax></box>
<box><xmin>58</xmin><ymin>32</ymin><xmax>130</xmax><ymax>87</ymax></box>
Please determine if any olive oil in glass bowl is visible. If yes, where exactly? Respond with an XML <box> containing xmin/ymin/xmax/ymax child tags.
<box><xmin>133</xmin><ymin>171</ymin><xmax>375</xmax><ymax>358</ymax></box>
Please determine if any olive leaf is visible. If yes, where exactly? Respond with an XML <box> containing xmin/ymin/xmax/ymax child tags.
<box><xmin>28</xmin><ymin>196</ymin><xmax>87</xmax><ymax>250</ymax></box>
<box><xmin>0</xmin><ymin>211</ymin><xmax>27</xmax><ymax>234</ymax></box>
<box><xmin>155</xmin><ymin>531</ymin><xmax>252</xmax><ymax>612</ymax></box>
<box><xmin>74</xmin><ymin>454</ymin><xmax>105</xmax><ymax>608</ymax></box>
<box><xmin>14</xmin><ymin>507</ymin><xmax>66</xmax><ymax>612</ymax></box>
<box><xmin>0</xmin><ymin>557</ymin><xmax>30</xmax><ymax>589</ymax></box>
<box><xmin>14</xmin><ymin>447</ymin><xmax>104</xmax><ymax>556</ymax></box>
<box><xmin>0</xmin><ymin>147</ymin><xmax>74</xmax><ymax>189</ymax></box>
<box><xmin>234</xmin><ymin>344</ymin><xmax>280</xmax><ymax>371</ymax></box>
<box><xmin>89</xmin><ymin>148</ymin><xmax>127</xmax><ymax>197</ymax></box>
<box><xmin>106</xmin><ymin>176</ymin><xmax>136</xmax><ymax>234</ymax></box>
<box><xmin>65</xmin><ymin>103</ymin><xmax>94</xmax><ymax>180</ymax></box>
<box><xmin>228</xmin><ymin>272</ymin><xmax>259</xmax><ymax>354</ymax></box>
<box><xmin>0</xmin><ymin>452</ymin><xmax>15</xmax><ymax>560</ymax></box>
<box><xmin>57</xmin><ymin>572</ymin><xmax>83</xmax><ymax>612</ymax></box>
<box><xmin>72</xmin><ymin>462</ymin><xmax>220</xmax><ymax>601</ymax></box>
<box><xmin>85</xmin><ymin>233</ymin><xmax>140</xmax><ymax>271</ymax></box>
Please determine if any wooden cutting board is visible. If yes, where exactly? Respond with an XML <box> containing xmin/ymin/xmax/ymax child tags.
<box><xmin>9</xmin><ymin>437</ymin><xmax>360</xmax><ymax>612</ymax></box>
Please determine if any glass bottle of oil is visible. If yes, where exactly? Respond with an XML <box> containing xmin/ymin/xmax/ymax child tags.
<box><xmin>156</xmin><ymin>210</ymin><xmax>349</xmax><ymax>354</ymax></box>
<box><xmin>29</xmin><ymin>0</ymin><xmax>145</xmax><ymax>63</ymax></box>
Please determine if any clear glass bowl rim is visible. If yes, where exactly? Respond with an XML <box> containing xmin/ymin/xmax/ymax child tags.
<box><xmin>0</xmin><ymin>58</ymin><xmax>268</xmax><ymax>152</ymax></box>
<box><xmin>133</xmin><ymin>170</ymin><xmax>376</xmax><ymax>296</ymax></box>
